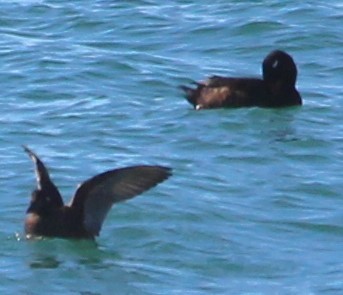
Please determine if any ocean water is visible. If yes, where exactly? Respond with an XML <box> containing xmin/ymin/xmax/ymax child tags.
<box><xmin>1</xmin><ymin>0</ymin><xmax>343</xmax><ymax>294</ymax></box>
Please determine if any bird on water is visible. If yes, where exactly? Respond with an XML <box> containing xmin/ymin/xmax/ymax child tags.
<box><xmin>23</xmin><ymin>145</ymin><xmax>171</xmax><ymax>240</ymax></box>
<box><xmin>180</xmin><ymin>50</ymin><xmax>302</xmax><ymax>110</ymax></box>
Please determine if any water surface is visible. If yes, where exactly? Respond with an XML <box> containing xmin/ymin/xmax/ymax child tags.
<box><xmin>1</xmin><ymin>1</ymin><xmax>343</xmax><ymax>294</ymax></box>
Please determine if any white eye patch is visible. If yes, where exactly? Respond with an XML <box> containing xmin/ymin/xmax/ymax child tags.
<box><xmin>272</xmin><ymin>60</ymin><xmax>279</xmax><ymax>69</ymax></box>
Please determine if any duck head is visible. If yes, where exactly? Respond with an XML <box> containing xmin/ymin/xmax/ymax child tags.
<box><xmin>262</xmin><ymin>50</ymin><xmax>298</xmax><ymax>88</ymax></box>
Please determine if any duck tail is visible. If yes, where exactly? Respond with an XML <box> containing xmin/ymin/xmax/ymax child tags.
<box><xmin>179</xmin><ymin>84</ymin><xmax>198</xmax><ymax>108</ymax></box>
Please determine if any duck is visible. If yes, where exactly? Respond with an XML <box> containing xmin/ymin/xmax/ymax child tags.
<box><xmin>23</xmin><ymin>146</ymin><xmax>172</xmax><ymax>240</ymax></box>
<box><xmin>180</xmin><ymin>50</ymin><xmax>302</xmax><ymax>110</ymax></box>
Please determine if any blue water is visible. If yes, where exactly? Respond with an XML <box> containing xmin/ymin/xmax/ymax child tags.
<box><xmin>1</xmin><ymin>1</ymin><xmax>343</xmax><ymax>294</ymax></box>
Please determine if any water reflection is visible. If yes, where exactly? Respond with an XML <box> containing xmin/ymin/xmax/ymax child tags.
<box><xmin>29</xmin><ymin>255</ymin><xmax>60</xmax><ymax>269</ymax></box>
<box><xmin>21</xmin><ymin>237</ymin><xmax>142</xmax><ymax>294</ymax></box>
<box><xmin>25</xmin><ymin>237</ymin><xmax>104</xmax><ymax>269</ymax></box>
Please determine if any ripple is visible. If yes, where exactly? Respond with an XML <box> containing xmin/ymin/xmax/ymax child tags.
<box><xmin>1</xmin><ymin>0</ymin><xmax>343</xmax><ymax>294</ymax></box>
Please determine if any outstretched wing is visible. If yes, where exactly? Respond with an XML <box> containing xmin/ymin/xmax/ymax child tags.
<box><xmin>23</xmin><ymin>145</ymin><xmax>51</xmax><ymax>190</ymax></box>
<box><xmin>23</xmin><ymin>145</ymin><xmax>64</xmax><ymax>207</ymax></box>
<box><xmin>70</xmin><ymin>165</ymin><xmax>172</xmax><ymax>236</ymax></box>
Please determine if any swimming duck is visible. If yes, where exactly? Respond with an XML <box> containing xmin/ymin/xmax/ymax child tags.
<box><xmin>180</xmin><ymin>50</ymin><xmax>302</xmax><ymax>109</ymax></box>
<box><xmin>23</xmin><ymin>146</ymin><xmax>171</xmax><ymax>240</ymax></box>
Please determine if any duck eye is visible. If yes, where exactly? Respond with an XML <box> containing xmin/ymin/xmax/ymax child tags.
<box><xmin>272</xmin><ymin>60</ymin><xmax>279</xmax><ymax>69</ymax></box>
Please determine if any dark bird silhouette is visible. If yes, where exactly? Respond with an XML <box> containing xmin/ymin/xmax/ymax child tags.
<box><xmin>23</xmin><ymin>146</ymin><xmax>172</xmax><ymax>240</ymax></box>
<box><xmin>180</xmin><ymin>50</ymin><xmax>302</xmax><ymax>110</ymax></box>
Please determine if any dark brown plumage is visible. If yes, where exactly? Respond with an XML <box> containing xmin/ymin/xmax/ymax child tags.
<box><xmin>23</xmin><ymin>146</ymin><xmax>172</xmax><ymax>240</ymax></box>
<box><xmin>180</xmin><ymin>50</ymin><xmax>302</xmax><ymax>110</ymax></box>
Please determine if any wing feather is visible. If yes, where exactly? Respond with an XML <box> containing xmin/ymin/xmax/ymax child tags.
<box><xmin>70</xmin><ymin>165</ymin><xmax>172</xmax><ymax>236</ymax></box>
<box><xmin>23</xmin><ymin>145</ymin><xmax>64</xmax><ymax>207</ymax></box>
